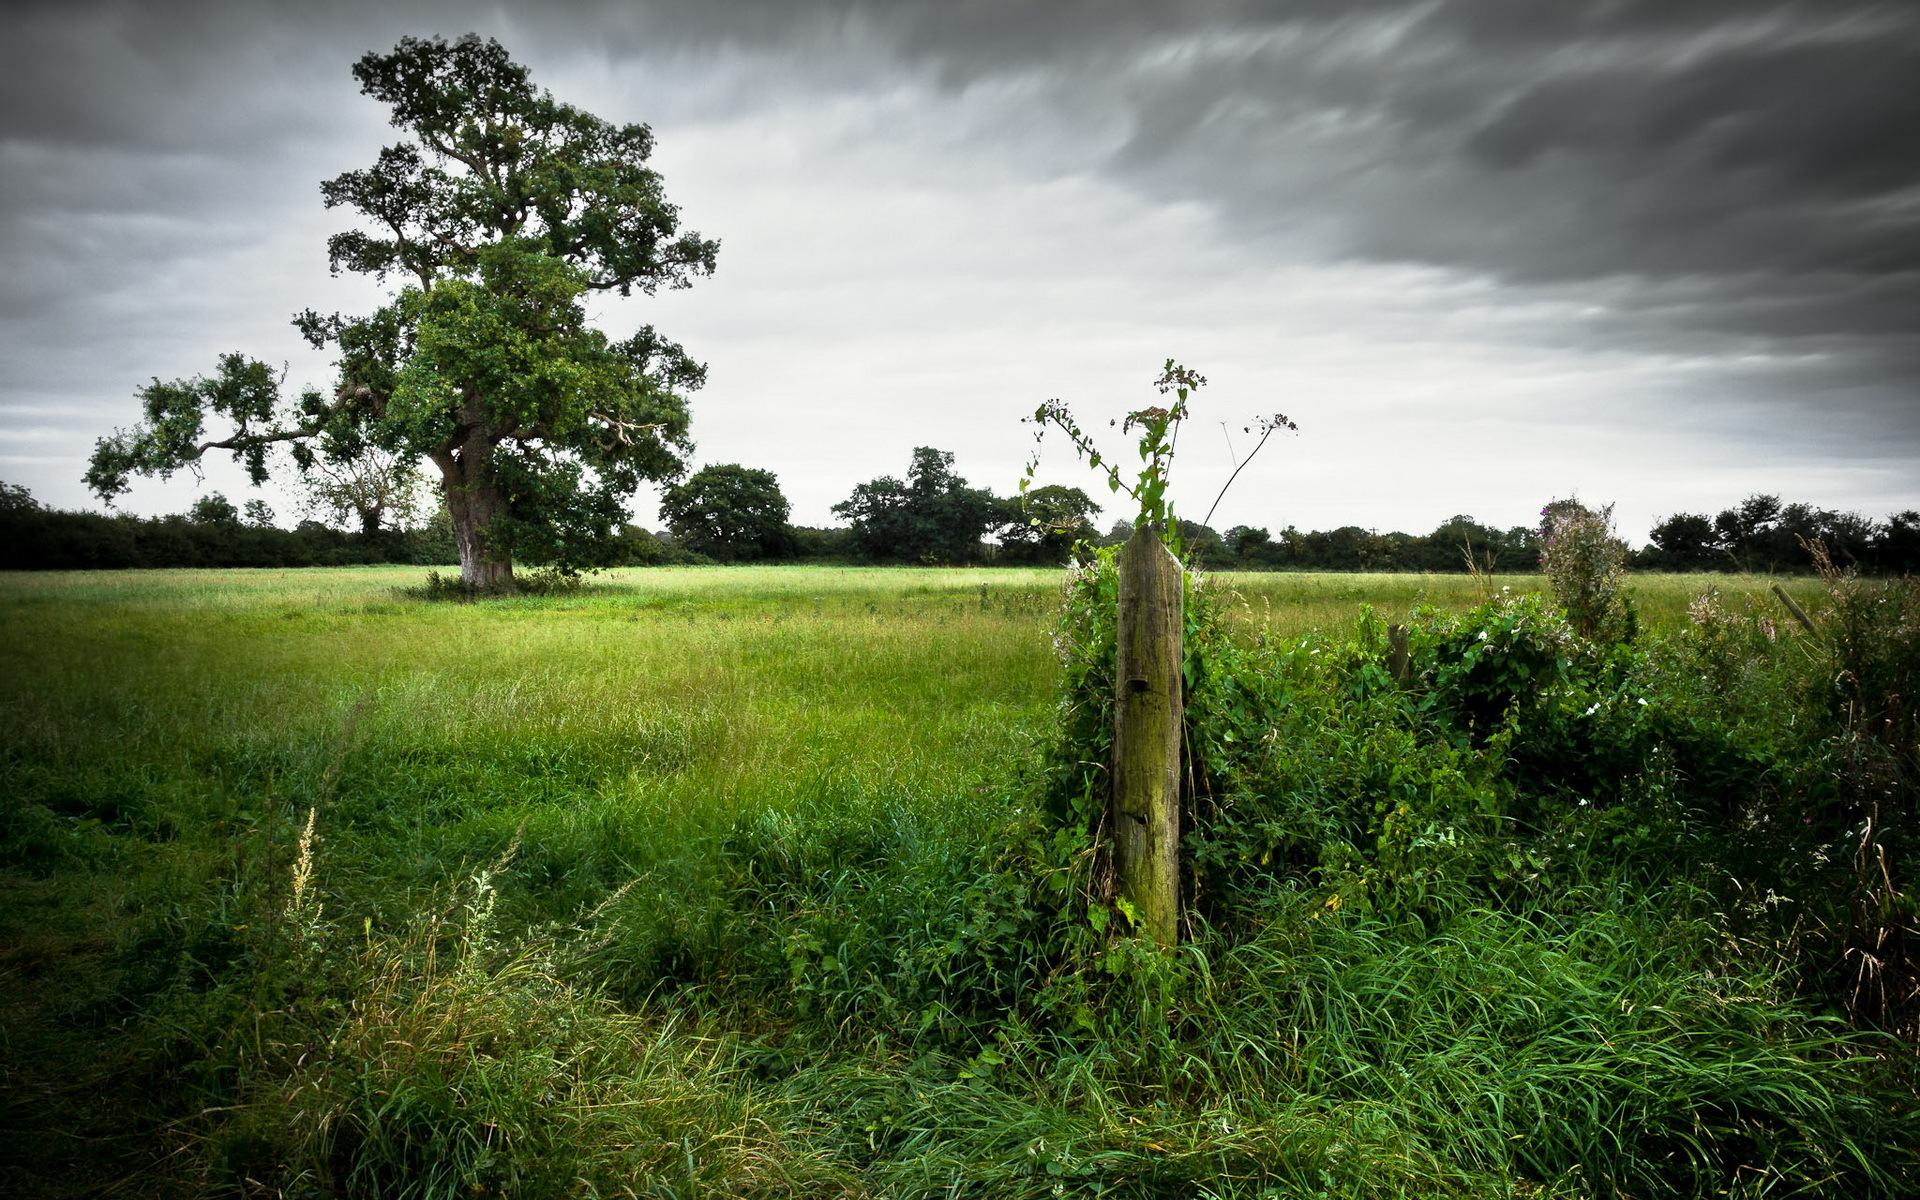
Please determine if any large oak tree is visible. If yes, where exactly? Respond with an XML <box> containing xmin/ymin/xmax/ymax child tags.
<box><xmin>86</xmin><ymin>34</ymin><xmax>717</xmax><ymax>590</ymax></box>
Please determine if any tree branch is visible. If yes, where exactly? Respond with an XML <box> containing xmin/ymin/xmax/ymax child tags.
<box><xmin>186</xmin><ymin>384</ymin><xmax>378</xmax><ymax>462</ymax></box>
<box><xmin>590</xmin><ymin>413</ymin><xmax>665</xmax><ymax>451</ymax></box>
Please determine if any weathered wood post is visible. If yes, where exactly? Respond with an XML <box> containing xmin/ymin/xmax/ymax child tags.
<box><xmin>1112</xmin><ymin>523</ymin><xmax>1183</xmax><ymax>946</ymax></box>
<box><xmin>1771</xmin><ymin>583</ymin><xmax>1818</xmax><ymax>635</ymax></box>
<box><xmin>1387</xmin><ymin>624</ymin><xmax>1410</xmax><ymax>681</ymax></box>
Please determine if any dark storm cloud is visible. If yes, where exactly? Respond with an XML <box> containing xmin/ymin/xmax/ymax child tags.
<box><xmin>600</xmin><ymin>0</ymin><xmax>1920</xmax><ymax>361</ymax></box>
<box><xmin>1369</xmin><ymin>10</ymin><xmax>1920</xmax><ymax>305</ymax></box>
<box><xmin>9</xmin><ymin>0</ymin><xmax>1915</xmax><ymax>330</ymax></box>
<box><xmin>0</xmin><ymin>1</ymin><xmax>351</xmax><ymax>152</ymax></box>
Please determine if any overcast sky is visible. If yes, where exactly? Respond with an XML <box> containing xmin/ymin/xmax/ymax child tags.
<box><xmin>3</xmin><ymin>0</ymin><xmax>1917</xmax><ymax>543</ymax></box>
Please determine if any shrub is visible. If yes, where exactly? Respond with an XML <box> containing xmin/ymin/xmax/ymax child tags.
<box><xmin>1540</xmin><ymin>498</ymin><xmax>1634</xmax><ymax>642</ymax></box>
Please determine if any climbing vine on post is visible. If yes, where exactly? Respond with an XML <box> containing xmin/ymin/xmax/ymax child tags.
<box><xmin>1026</xmin><ymin>361</ymin><xmax>1204</xmax><ymax>532</ymax></box>
<box><xmin>1027</xmin><ymin>364</ymin><xmax>1198</xmax><ymax>946</ymax></box>
<box><xmin>1028</xmin><ymin>363</ymin><xmax>1295</xmax><ymax>949</ymax></box>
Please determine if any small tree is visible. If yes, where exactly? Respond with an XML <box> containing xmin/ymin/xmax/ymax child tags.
<box><xmin>1880</xmin><ymin>511</ymin><xmax>1920</xmax><ymax>573</ymax></box>
<box><xmin>1175</xmin><ymin>519</ymin><xmax>1228</xmax><ymax>568</ymax></box>
<box><xmin>0</xmin><ymin>482</ymin><xmax>39</xmax><ymax>515</ymax></box>
<box><xmin>189</xmin><ymin>493</ymin><xmax>241</xmax><ymax>526</ymax></box>
<box><xmin>659</xmin><ymin>464</ymin><xmax>793</xmax><ymax>561</ymax></box>
<box><xmin>1225</xmin><ymin>525</ymin><xmax>1271</xmax><ymax>560</ymax></box>
<box><xmin>85</xmin><ymin>35</ymin><xmax>717</xmax><ymax>591</ymax></box>
<box><xmin>1647</xmin><ymin>512</ymin><xmax>1720</xmax><ymax>571</ymax></box>
<box><xmin>300</xmin><ymin>447</ymin><xmax>427</xmax><ymax>537</ymax></box>
<box><xmin>1540</xmin><ymin>498</ymin><xmax>1632</xmax><ymax>641</ymax></box>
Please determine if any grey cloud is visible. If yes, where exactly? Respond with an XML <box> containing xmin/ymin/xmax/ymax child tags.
<box><xmin>8</xmin><ymin>0</ymin><xmax>1917</xmax><ymax>344</ymax></box>
<box><xmin>3</xmin><ymin>0</ymin><xmax>1915</xmax><ymax>512</ymax></box>
<box><xmin>0</xmin><ymin>3</ymin><xmax>359</xmax><ymax>153</ymax></box>
<box><xmin>1028</xmin><ymin>2</ymin><xmax>1920</xmax><ymax>383</ymax></box>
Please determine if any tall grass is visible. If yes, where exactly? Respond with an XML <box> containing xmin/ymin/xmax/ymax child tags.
<box><xmin>0</xmin><ymin>565</ymin><xmax>1059</xmax><ymax>1194</ymax></box>
<box><xmin>0</xmin><ymin>565</ymin><xmax>1904</xmax><ymax>1197</ymax></box>
<box><xmin>1210</xmin><ymin>569</ymin><xmax>1824</xmax><ymax>638</ymax></box>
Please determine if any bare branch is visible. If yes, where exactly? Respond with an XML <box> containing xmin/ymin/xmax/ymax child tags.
<box><xmin>587</xmin><ymin>413</ymin><xmax>666</xmax><ymax>453</ymax></box>
<box><xmin>1200</xmin><ymin>412</ymin><xmax>1296</xmax><ymax>532</ymax></box>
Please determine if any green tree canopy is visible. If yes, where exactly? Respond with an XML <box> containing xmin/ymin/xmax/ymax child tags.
<box><xmin>85</xmin><ymin>34</ymin><xmax>717</xmax><ymax>591</ymax></box>
<box><xmin>994</xmin><ymin>483</ymin><xmax>1100</xmax><ymax>564</ymax></box>
<box><xmin>833</xmin><ymin>447</ymin><xmax>998</xmax><ymax>564</ymax></box>
<box><xmin>1646</xmin><ymin>512</ymin><xmax>1720</xmax><ymax>570</ymax></box>
<box><xmin>299</xmin><ymin>446</ymin><xmax>427</xmax><ymax>537</ymax></box>
<box><xmin>189</xmin><ymin>493</ymin><xmax>241</xmax><ymax>526</ymax></box>
<box><xmin>658</xmin><ymin>464</ymin><xmax>793</xmax><ymax>561</ymax></box>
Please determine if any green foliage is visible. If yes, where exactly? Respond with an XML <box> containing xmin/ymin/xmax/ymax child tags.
<box><xmin>1540</xmin><ymin>499</ymin><xmax>1634</xmax><ymax>642</ymax></box>
<box><xmin>1646</xmin><ymin>510</ymin><xmax>1722</xmax><ymax>570</ymax></box>
<box><xmin>1219</xmin><ymin>516</ymin><xmax>1542</xmax><ymax>573</ymax></box>
<box><xmin>659</xmin><ymin>463</ymin><xmax>794</xmax><ymax>561</ymax></box>
<box><xmin>1030</xmin><ymin>551</ymin><xmax>1920</xmax><ymax>1192</ymax></box>
<box><xmin>1641</xmin><ymin>494</ymin><xmax>1914</xmax><ymax>574</ymax></box>
<box><xmin>0</xmin><ymin>482</ymin><xmax>459</xmax><ymax>570</ymax></box>
<box><xmin>300</xmin><ymin>445</ymin><xmax>428</xmax><ymax>536</ymax></box>
<box><xmin>993</xmin><ymin>483</ymin><xmax>1102</xmax><ymax>564</ymax></box>
<box><xmin>1026</xmin><ymin>360</ymin><xmax>1205</xmax><ymax>532</ymax></box>
<box><xmin>187</xmin><ymin>492</ymin><xmax>241</xmax><ymax>526</ymax></box>
<box><xmin>86</xmin><ymin>355</ymin><xmax>287</xmax><ymax>496</ymax></box>
<box><xmin>1803</xmin><ymin>559</ymin><xmax>1920</xmax><ymax>1036</ymax></box>
<box><xmin>1026</xmin><ymin>361</ymin><xmax>1294</xmax><ymax>541</ymax></box>
<box><xmin>833</xmin><ymin>447</ymin><xmax>1001</xmax><ymax>563</ymax></box>
<box><xmin>0</xmin><ymin>480</ymin><xmax>39</xmax><ymax>513</ymax></box>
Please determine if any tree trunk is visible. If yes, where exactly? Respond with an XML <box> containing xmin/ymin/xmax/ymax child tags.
<box><xmin>444</xmin><ymin>474</ymin><xmax>514</xmax><ymax>593</ymax></box>
<box><xmin>1112</xmin><ymin>524</ymin><xmax>1182</xmax><ymax>947</ymax></box>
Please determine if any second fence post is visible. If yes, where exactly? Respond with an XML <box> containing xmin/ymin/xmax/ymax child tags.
<box><xmin>1112</xmin><ymin>523</ymin><xmax>1183</xmax><ymax>947</ymax></box>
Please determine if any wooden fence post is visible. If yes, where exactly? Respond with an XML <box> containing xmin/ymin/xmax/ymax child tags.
<box><xmin>1387</xmin><ymin>624</ymin><xmax>1409</xmax><ymax>681</ymax></box>
<box><xmin>1771</xmin><ymin>584</ymin><xmax>1818</xmax><ymax>635</ymax></box>
<box><xmin>1113</xmin><ymin>524</ymin><xmax>1183</xmax><ymax>946</ymax></box>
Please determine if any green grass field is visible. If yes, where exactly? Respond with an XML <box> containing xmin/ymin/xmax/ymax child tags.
<box><xmin>0</xmin><ymin>565</ymin><xmax>1882</xmax><ymax>1198</ymax></box>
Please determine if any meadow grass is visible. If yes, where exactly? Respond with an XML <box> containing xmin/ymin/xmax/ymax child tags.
<box><xmin>0</xmin><ymin>564</ymin><xmax>1066</xmax><ymax>1193</ymax></box>
<box><xmin>0</xmin><ymin>564</ymin><xmax>1883</xmax><ymax>1197</ymax></box>
<box><xmin>1210</xmin><ymin>569</ymin><xmax>1819</xmax><ymax>637</ymax></box>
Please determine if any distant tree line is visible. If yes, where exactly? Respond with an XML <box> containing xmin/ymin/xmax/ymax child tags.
<box><xmin>6</xmin><ymin>467</ymin><xmax>1917</xmax><ymax>575</ymax></box>
<box><xmin>1198</xmin><ymin>495</ymin><xmax>1920</xmax><ymax>574</ymax></box>
<box><xmin>1638</xmin><ymin>494</ymin><xmax>1920</xmax><ymax>574</ymax></box>
<box><xmin>0</xmin><ymin>483</ymin><xmax>459</xmax><ymax>571</ymax></box>
<box><xmin>652</xmin><ymin>449</ymin><xmax>1098</xmax><ymax>566</ymax></box>
<box><xmin>1190</xmin><ymin>515</ymin><xmax>1544</xmax><ymax>573</ymax></box>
